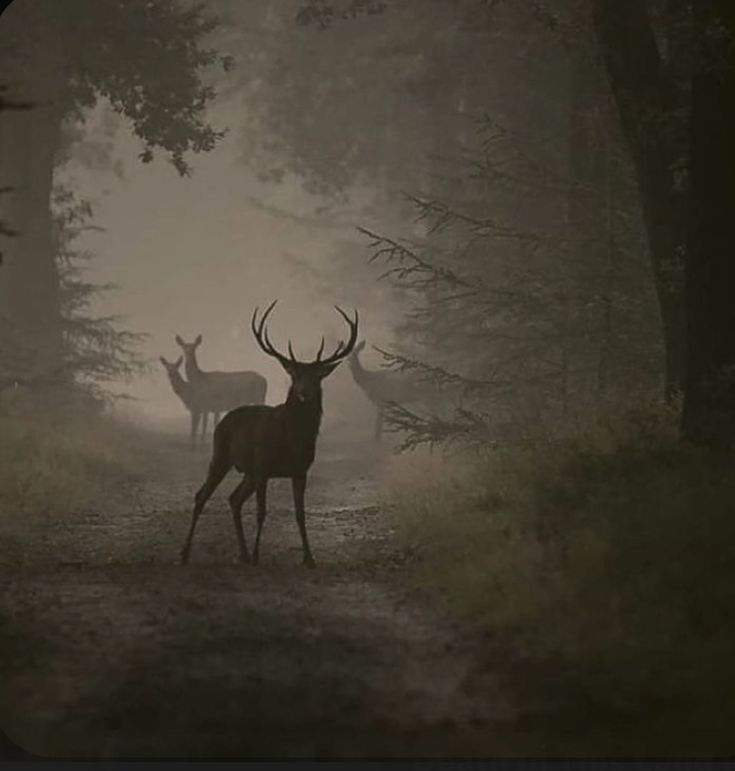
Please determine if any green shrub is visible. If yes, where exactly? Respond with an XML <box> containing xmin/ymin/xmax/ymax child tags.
<box><xmin>385</xmin><ymin>397</ymin><xmax>735</xmax><ymax>753</ymax></box>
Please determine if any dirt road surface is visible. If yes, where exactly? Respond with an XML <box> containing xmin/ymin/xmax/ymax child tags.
<box><xmin>0</xmin><ymin>434</ymin><xmax>518</xmax><ymax>759</ymax></box>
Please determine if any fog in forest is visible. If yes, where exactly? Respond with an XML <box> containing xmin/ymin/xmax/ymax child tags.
<box><xmin>2</xmin><ymin>0</ymin><xmax>735</xmax><ymax>760</ymax></box>
<box><xmin>59</xmin><ymin>87</ymin><xmax>392</xmax><ymax>435</ymax></box>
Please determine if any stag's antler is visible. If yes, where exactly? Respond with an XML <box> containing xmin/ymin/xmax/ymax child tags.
<box><xmin>251</xmin><ymin>301</ymin><xmax>359</xmax><ymax>366</ymax></box>
<box><xmin>315</xmin><ymin>306</ymin><xmax>359</xmax><ymax>365</ymax></box>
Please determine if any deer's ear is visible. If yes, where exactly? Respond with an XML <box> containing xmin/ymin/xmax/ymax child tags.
<box><xmin>194</xmin><ymin>334</ymin><xmax>203</xmax><ymax>346</ymax></box>
<box><xmin>316</xmin><ymin>361</ymin><xmax>341</xmax><ymax>379</ymax></box>
<box><xmin>175</xmin><ymin>356</ymin><xmax>183</xmax><ymax>368</ymax></box>
<box><xmin>159</xmin><ymin>356</ymin><xmax>168</xmax><ymax>366</ymax></box>
<box><xmin>175</xmin><ymin>335</ymin><xmax>184</xmax><ymax>347</ymax></box>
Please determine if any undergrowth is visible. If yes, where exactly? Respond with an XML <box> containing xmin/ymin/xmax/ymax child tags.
<box><xmin>385</xmin><ymin>397</ymin><xmax>735</xmax><ymax>755</ymax></box>
<box><xmin>0</xmin><ymin>388</ymin><xmax>145</xmax><ymax>520</ymax></box>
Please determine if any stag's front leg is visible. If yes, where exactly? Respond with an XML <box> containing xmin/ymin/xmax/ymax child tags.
<box><xmin>252</xmin><ymin>478</ymin><xmax>269</xmax><ymax>565</ymax></box>
<box><xmin>292</xmin><ymin>475</ymin><xmax>314</xmax><ymax>567</ymax></box>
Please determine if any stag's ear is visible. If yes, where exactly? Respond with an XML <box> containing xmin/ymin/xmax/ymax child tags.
<box><xmin>355</xmin><ymin>340</ymin><xmax>366</xmax><ymax>353</ymax></box>
<box><xmin>175</xmin><ymin>335</ymin><xmax>184</xmax><ymax>347</ymax></box>
<box><xmin>159</xmin><ymin>356</ymin><xmax>168</xmax><ymax>366</ymax></box>
<box><xmin>316</xmin><ymin>361</ymin><xmax>341</xmax><ymax>379</ymax></box>
<box><xmin>194</xmin><ymin>334</ymin><xmax>202</xmax><ymax>347</ymax></box>
<box><xmin>175</xmin><ymin>356</ymin><xmax>183</xmax><ymax>368</ymax></box>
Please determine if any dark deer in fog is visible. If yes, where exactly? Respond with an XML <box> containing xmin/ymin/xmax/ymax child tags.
<box><xmin>348</xmin><ymin>341</ymin><xmax>427</xmax><ymax>441</ymax></box>
<box><xmin>180</xmin><ymin>300</ymin><xmax>358</xmax><ymax>567</ymax></box>
<box><xmin>160</xmin><ymin>355</ymin><xmax>213</xmax><ymax>447</ymax></box>
<box><xmin>174</xmin><ymin>333</ymin><xmax>268</xmax><ymax>441</ymax></box>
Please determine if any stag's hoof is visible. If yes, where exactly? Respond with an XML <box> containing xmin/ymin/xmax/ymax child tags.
<box><xmin>180</xmin><ymin>550</ymin><xmax>190</xmax><ymax>565</ymax></box>
<box><xmin>238</xmin><ymin>552</ymin><xmax>251</xmax><ymax>565</ymax></box>
<box><xmin>303</xmin><ymin>555</ymin><xmax>315</xmax><ymax>569</ymax></box>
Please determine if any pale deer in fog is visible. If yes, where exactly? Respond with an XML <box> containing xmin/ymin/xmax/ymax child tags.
<box><xmin>348</xmin><ymin>340</ymin><xmax>428</xmax><ymax>441</ymax></box>
<box><xmin>180</xmin><ymin>301</ymin><xmax>358</xmax><ymax>567</ymax></box>
<box><xmin>174</xmin><ymin>334</ymin><xmax>268</xmax><ymax>442</ymax></box>
<box><xmin>160</xmin><ymin>355</ymin><xmax>216</xmax><ymax>447</ymax></box>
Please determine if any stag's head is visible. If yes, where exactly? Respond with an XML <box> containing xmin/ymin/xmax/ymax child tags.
<box><xmin>174</xmin><ymin>334</ymin><xmax>202</xmax><ymax>358</ymax></box>
<box><xmin>251</xmin><ymin>300</ymin><xmax>359</xmax><ymax>404</ymax></box>
<box><xmin>159</xmin><ymin>355</ymin><xmax>184</xmax><ymax>378</ymax></box>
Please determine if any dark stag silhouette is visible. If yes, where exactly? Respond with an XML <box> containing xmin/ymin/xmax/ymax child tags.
<box><xmin>173</xmin><ymin>333</ymin><xmax>267</xmax><ymax>445</ymax></box>
<box><xmin>181</xmin><ymin>300</ymin><xmax>359</xmax><ymax>567</ymax></box>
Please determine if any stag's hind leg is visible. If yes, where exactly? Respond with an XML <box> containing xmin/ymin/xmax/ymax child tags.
<box><xmin>229</xmin><ymin>476</ymin><xmax>255</xmax><ymax>563</ymax></box>
<box><xmin>181</xmin><ymin>455</ymin><xmax>231</xmax><ymax>564</ymax></box>
<box><xmin>292</xmin><ymin>475</ymin><xmax>314</xmax><ymax>567</ymax></box>
<box><xmin>252</xmin><ymin>478</ymin><xmax>269</xmax><ymax>565</ymax></box>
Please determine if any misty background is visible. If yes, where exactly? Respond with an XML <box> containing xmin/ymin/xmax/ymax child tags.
<box><xmin>3</xmin><ymin>0</ymin><xmax>735</xmax><ymax>759</ymax></box>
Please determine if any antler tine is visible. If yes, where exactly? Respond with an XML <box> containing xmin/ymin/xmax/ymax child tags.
<box><xmin>288</xmin><ymin>340</ymin><xmax>297</xmax><ymax>362</ymax></box>
<box><xmin>251</xmin><ymin>300</ymin><xmax>291</xmax><ymax>363</ymax></box>
<box><xmin>251</xmin><ymin>300</ymin><xmax>278</xmax><ymax>343</ymax></box>
<box><xmin>263</xmin><ymin>326</ymin><xmax>286</xmax><ymax>361</ymax></box>
<box><xmin>319</xmin><ymin>306</ymin><xmax>359</xmax><ymax>365</ymax></box>
<box><xmin>315</xmin><ymin>336</ymin><xmax>325</xmax><ymax>362</ymax></box>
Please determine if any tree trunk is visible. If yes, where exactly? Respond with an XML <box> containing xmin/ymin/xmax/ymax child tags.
<box><xmin>0</xmin><ymin>85</ymin><xmax>65</xmax><ymax>379</ymax></box>
<box><xmin>593</xmin><ymin>0</ymin><xmax>687</xmax><ymax>400</ymax></box>
<box><xmin>680</xmin><ymin>1</ymin><xmax>735</xmax><ymax>444</ymax></box>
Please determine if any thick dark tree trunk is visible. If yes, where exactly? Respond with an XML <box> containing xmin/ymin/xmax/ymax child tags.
<box><xmin>593</xmin><ymin>0</ymin><xmax>687</xmax><ymax>400</ymax></box>
<box><xmin>0</xmin><ymin>100</ymin><xmax>64</xmax><ymax>376</ymax></box>
<box><xmin>0</xmin><ymin>83</ymin><xmax>65</xmax><ymax>379</ymax></box>
<box><xmin>680</xmin><ymin>1</ymin><xmax>735</xmax><ymax>444</ymax></box>
<box><xmin>567</xmin><ymin>48</ymin><xmax>612</xmax><ymax>404</ymax></box>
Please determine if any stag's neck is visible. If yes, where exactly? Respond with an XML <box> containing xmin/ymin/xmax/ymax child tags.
<box><xmin>284</xmin><ymin>390</ymin><xmax>323</xmax><ymax>440</ymax></box>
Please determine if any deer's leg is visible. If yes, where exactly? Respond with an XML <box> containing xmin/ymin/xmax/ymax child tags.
<box><xmin>374</xmin><ymin>404</ymin><xmax>383</xmax><ymax>442</ymax></box>
<box><xmin>190</xmin><ymin>411</ymin><xmax>200</xmax><ymax>448</ymax></box>
<box><xmin>200</xmin><ymin>412</ymin><xmax>209</xmax><ymax>445</ymax></box>
<box><xmin>292</xmin><ymin>475</ymin><xmax>314</xmax><ymax>567</ymax></box>
<box><xmin>229</xmin><ymin>476</ymin><xmax>255</xmax><ymax>563</ymax></box>
<box><xmin>252</xmin><ymin>478</ymin><xmax>269</xmax><ymax>565</ymax></box>
<box><xmin>181</xmin><ymin>456</ymin><xmax>230</xmax><ymax>565</ymax></box>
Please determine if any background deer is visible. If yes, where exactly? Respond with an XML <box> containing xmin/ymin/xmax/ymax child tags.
<box><xmin>160</xmin><ymin>355</ymin><xmax>214</xmax><ymax>447</ymax></box>
<box><xmin>175</xmin><ymin>333</ymin><xmax>268</xmax><ymax>440</ymax></box>
<box><xmin>180</xmin><ymin>300</ymin><xmax>358</xmax><ymax>567</ymax></box>
<box><xmin>348</xmin><ymin>340</ymin><xmax>428</xmax><ymax>440</ymax></box>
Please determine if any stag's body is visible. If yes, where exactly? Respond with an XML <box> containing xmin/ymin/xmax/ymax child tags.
<box><xmin>217</xmin><ymin>398</ymin><xmax>321</xmax><ymax>478</ymax></box>
<box><xmin>348</xmin><ymin>342</ymin><xmax>423</xmax><ymax>440</ymax></box>
<box><xmin>175</xmin><ymin>335</ymin><xmax>267</xmax><ymax>444</ymax></box>
<box><xmin>180</xmin><ymin>301</ymin><xmax>358</xmax><ymax>567</ymax></box>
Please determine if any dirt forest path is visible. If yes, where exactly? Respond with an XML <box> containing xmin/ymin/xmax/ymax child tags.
<box><xmin>0</xmin><ymin>434</ymin><xmax>517</xmax><ymax>759</ymax></box>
